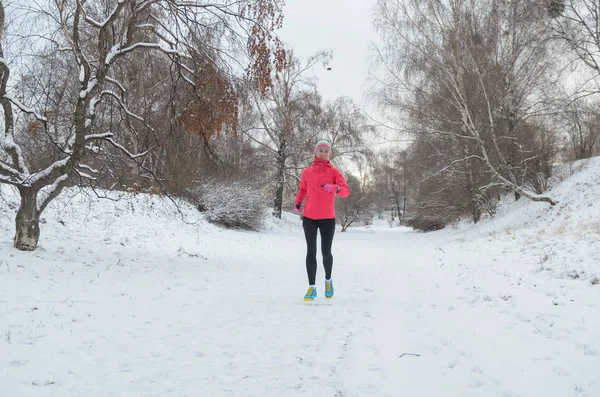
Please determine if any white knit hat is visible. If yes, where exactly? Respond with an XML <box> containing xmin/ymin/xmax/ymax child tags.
<box><xmin>314</xmin><ymin>140</ymin><xmax>331</xmax><ymax>156</ymax></box>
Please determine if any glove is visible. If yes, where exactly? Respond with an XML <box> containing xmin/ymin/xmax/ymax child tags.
<box><xmin>322</xmin><ymin>184</ymin><xmax>336</xmax><ymax>193</ymax></box>
<box><xmin>294</xmin><ymin>203</ymin><xmax>301</xmax><ymax>213</ymax></box>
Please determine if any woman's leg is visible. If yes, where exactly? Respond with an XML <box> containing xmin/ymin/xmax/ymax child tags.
<box><xmin>302</xmin><ymin>217</ymin><xmax>318</xmax><ymax>285</ymax></box>
<box><xmin>318</xmin><ymin>219</ymin><xmax>336</xmax><ymax>280</ymax></box>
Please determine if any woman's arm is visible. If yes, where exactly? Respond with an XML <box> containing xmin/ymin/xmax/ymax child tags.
<box><xmin>333</xmin><ymin>169</ymin><xmax>350</xmax><ymax>198</ymax></box>
<box><xmin>294</xmin><ymin>170</ymin><xmax>308</xmax><ymax>205</ymax></box>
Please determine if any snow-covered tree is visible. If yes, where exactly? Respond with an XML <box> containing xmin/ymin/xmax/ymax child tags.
<box><xmin>372</xmin><ymin>0</ymin><xmax>559</xmax><ymax>223</ymax></box>
<box><xmin>0</xmin><ymin>0</ymin><xmax>286</xmax><ymax>250</ymax></box>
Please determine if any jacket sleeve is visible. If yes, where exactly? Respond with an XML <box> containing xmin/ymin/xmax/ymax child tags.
<box><xmin>294</xmin><ymin>170</ymin><xmax>308</xmax><ymax>205</ymax></box>
<box><xmin>334</xmin><ymin>169</ymin><xmax>350</xmax><ymax>198</ymax></box>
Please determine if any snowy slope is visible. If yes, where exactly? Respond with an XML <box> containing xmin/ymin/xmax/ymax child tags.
<box><xmin>1</xmin><ymin>157</ymin><xmax>599</xmax><ymax>397</ymax></box>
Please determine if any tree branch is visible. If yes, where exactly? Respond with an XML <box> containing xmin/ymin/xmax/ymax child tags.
<box><xmin>105</xmin><ymin>137</ymin><xmax>149</xmax><ymax>159</ymax></box>
<box><xmin>37</xmin><ymin>174</ymin><xmax>69</xmax><ymax>213</ymax></box>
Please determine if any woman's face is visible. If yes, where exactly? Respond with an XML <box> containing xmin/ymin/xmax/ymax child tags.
<box><xmin>315</xmin><ymin>147</ymin><xmax>331</xmax><ymax>161</ymax></box>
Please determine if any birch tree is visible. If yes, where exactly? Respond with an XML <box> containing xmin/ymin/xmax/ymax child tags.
<box><xmin>372</xmin><ymin>0</ymin><xmax>558</xmax><ymax>222</ymax></box>
<box><xmin>319</xmin><ymin>96</ymin><xmax>371</xmax><ymax>163</ymax></box>
<box><xmin>249</xmin><ymin>51</ymin><xmax>327</xmax><ymax>218</ymax></box>
<box><xmin>547</xmin><ymin>0</ymin><xmax>600</xmax><ymax>160</ymax></box>
<box><xmin>547</xmin><ymin>0</ymin><xmax>600</xmax><ymax>82</ymax></box>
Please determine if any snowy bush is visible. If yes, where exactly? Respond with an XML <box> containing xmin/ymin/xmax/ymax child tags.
<box><xmin>405</xmin><ymin>216</ymin><xmax>445</xmax><ymax>232</ymax></box>
<box><xmin>183</xmin><ymin>180</ymin><xmax>267</xmax><ymax>230</ymax></box>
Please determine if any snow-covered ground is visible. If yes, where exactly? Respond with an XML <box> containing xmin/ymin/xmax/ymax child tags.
<box><xmin>1</xmin><ymin>158</ymin><xmax>599</xmax><ymax>397</ymax></box>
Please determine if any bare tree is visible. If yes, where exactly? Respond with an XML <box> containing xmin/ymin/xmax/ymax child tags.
<box><xmin>545</xmin><ymin>1</ymin><xmax>600</xmax><ymax>160</ymax></box>
<box><xmin>0</xmin><ymin>0</ymin><xmax>286</xmax><ymax>250</ymax></box>
<box><xmin>547</xmin><ymin>0</ymin><xmax>600</xmax><ymax>82</ymax></box>
<box><xmin>561</xmin><ymin>98</ymin><xmax>599</xmax><ymax>160</ymax></box>
<box><xmin>336</xmin><ymin>174</ymin><xmax>375</xmax><ymax>231</ymax></box>
<box><xmin>248</xmin><ymin>50</ymin><xmax>328</xmax><ymax>218</ymax></box>
<box><xmin>370</xmin><ymin>148</ymin><xmax>411</xmax><ymax>224</ymax></box>
<box><xmin>320</xmin><ymin>96</ymin><xmax>372</xmax><ymax>162</ymax></box>
<box><xmin>372</xmin><ymin>0</ymin><xmax>558</xmax><ymax>222</ymax></box>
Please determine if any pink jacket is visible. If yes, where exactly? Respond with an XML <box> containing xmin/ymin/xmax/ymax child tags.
<box><xmin>294</xmin><ymin>159</ymin><xmax>350</xmax><ymax>220</ymax></box>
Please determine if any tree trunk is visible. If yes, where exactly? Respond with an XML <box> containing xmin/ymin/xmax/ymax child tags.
<box><xmin>463</xmin><ymin>158</ymin><xmax>481</xmax><ymax>223</ymax></box>
<box><xmin>272</xmin><ymin>154</ymin><xmax>286</xmax><ymax>219</ymax></box>
<box><xmin>514</xmin><ymin>190</ymin><xmax>521</xmax><ymax>201</ymax></box>
<box><xmin>14</xmin><ymin>187</ymin><xmax>41</xmax><ymax>251</ymax></box>
<box><xmin>273</xmin><ymin>180</ymin><xmax>284</xmax><ymax>218</ymax></box>
<box><xmin>394</xmin><ymin>194</ymin><xmax>402</xmax><ymax>223</ymax></box>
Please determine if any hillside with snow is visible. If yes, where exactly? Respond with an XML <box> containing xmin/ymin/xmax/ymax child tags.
<box><xmin>1</xmin><ymin>157</ymin><xmax>599</xmax><ymax>397</ymax></box>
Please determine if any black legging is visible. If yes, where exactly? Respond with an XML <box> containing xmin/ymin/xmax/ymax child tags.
<box><xmin>302</xmin><ymin>217</ymin><xmax>336</xmax><ymax>285</ymax></box>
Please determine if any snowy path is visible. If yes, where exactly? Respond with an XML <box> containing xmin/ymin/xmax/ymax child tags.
<box><xmin>1</xmin><ymin>206</ymin><xmax>599</xmax><ymax>396</ymax></box>
<box><xmin>338</xmin><ymin>228</ymin><xmax>600</xmax><ymax>397</ymax></box>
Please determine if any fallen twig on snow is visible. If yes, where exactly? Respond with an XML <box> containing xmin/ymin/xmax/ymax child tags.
<box><xmin>399</xmin><ymin>352</ymin><xmax>421</xmax><ymax>358</ymax></box>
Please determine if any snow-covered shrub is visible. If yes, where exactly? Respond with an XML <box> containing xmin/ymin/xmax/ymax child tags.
<box><xmin>405</xmin><ymin>216</ymin><xmax>445</xmax><ymax>232</ymax></box>
<box><xmin>184</xmin><ymin>179</ymin><xmax>267</xmax><ymax>230</ymax></box>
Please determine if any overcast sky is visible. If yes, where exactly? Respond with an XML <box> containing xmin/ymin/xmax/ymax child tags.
<box><xmin>278</xmin><ymin>0</ymin><xmax>379</xmax><ymax>109</ymax></box>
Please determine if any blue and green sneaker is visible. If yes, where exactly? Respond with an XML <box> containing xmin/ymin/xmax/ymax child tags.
<box><xmin>325</xmin><ymin>279</ymin><xmax>334</xmax><ymax>299</ymax></box>
<box><xmin>304</xmin><ymin>286</ymin><xmax>317</xmax><ymax>301</ymax></box>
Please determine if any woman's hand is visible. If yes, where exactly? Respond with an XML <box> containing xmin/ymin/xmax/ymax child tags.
<box><xmin>322</xmin><ymin>184</ymin><xmax>340</xmax><ymax>193</ymax></box>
